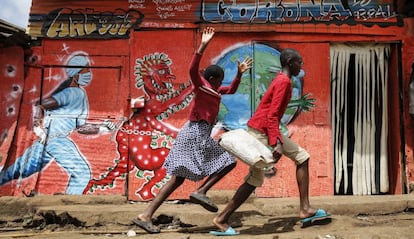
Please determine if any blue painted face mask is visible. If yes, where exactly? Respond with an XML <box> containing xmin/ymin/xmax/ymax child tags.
<box><xmin>77</xmin><ymin>72</ymin><xmax>92</xmax><ymax>86</ymax></box>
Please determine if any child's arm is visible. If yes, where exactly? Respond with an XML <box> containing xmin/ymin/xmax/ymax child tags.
<box><xmin>190</xmin><ymin>27</ymin><xmax>216</xmax><ymax>88</ymax></box>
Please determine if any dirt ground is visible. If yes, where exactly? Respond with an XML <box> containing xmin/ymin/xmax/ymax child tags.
<box><xmin>1</xmin><ymin>195</ymin><xmax>414</xmax><ymax>239</ymax></box>
<box><xmin>1</xmin><ymin>212</ymin><xmax>414</xmax><ymax>239</ymax></box>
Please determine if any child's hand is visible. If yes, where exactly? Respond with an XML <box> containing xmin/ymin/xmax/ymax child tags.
<box><xmin>238</xmin><ymin>57</ymin><xmax>253</xmax><ymax>74</ymax></box>
<box><xmin>272</xmin><ymin>141</ymin><xmax>283</xmax><ymax>163</ymax></box>
<box><xmin>201</xmin><ymin>27</ymin><xmax>215</xmax><ymax>45</ymax></box>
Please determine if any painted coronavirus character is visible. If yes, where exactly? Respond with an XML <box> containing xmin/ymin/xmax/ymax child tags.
<box><xmin>83</xmin><ymin>53</ymin><xmax>194</xmax><ymax>200</ymax></box>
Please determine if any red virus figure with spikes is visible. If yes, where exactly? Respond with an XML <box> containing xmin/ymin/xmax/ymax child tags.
<box><xmin>83</xmin><ymin>53</ymin><xmax>193</xmax><ymax>200</ymax></box>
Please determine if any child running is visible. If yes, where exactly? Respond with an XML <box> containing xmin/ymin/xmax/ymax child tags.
<box><xmin>132</xmin><ymin>27</ymin><xmax>253</xmax><ymax>234</ymax></box>
<box><xmin>210</xmin><ymin>48</ymin><xmax>330</xmax><ymax>236</ymax></box>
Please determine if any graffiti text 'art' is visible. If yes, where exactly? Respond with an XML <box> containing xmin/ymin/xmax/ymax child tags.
<box><xmin>42</xmin><ymin>8</ymin><xmax>144</xmax><ymax>39</ymax></box>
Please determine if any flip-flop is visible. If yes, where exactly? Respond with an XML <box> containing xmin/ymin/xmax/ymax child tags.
<box><xmin>300</xmin><ymin>209</ymin><xmax>331</xmax><ymax>223</ymax></box>
<box><xmin>209</xmin><ymin>226</ymin><xmax>240</xmax><ymax>236</ymax></box>
<box><xmin>189</xmin><ymin>193</ymin><xmax>218</xmax><ymax>212</ymax></box>
<box><xmin>132</xmin><ymin>218</ymin><xmax>160</xmax><ymax>234</ymax></box>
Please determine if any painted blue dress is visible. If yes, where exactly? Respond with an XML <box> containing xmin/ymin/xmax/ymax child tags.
<box><xmin>0</xmin><ymin>87</ymin><xmax>91</xmax><ymax>194</ymax></box>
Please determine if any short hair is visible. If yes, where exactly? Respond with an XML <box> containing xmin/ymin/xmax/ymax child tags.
<box><xmin>280</xmin><ymin>48</ymin><xmax>301</xmax><ymax>67</ymax></box>
<box><xmin>203</xmin><ymin>65</ymin><xmax>224</xmax><ymax>83</ymax></box>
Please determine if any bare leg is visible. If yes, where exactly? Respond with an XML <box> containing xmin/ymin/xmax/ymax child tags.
<box><xmin>213</xmin><ymin>182</ymin><xmax>256</xmax><ymax>231</ymax></box>
<box><xmin>194</xmin><ymin>162</ymin><xmax>236</xmax><ymax>195</ymax></box>
<box><xmin>296</xmin><ymin>159</ymin><xmax>317</xmax><ymax>218</ymax></box>
<box><xmin>137</xmin><ymin>176</ymin><xmax>185</xmax><ymax>222</ymax></box>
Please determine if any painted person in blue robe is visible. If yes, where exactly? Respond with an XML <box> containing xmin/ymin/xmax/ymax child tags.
<box><xmin>0</xmin><ymin>54</ymin><xmax>112</xmax><ymax>195</ymax></box>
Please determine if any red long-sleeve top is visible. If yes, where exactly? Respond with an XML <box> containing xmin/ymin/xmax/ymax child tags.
<box><xmin>247</xmin><ymin>72</ymin><xmax>292</xmax><ymax>147</ymax></box>
<box><xmin>188</xmin><ymin>53</ymin><xmax>242</xmax><ymax>124</ymax></box>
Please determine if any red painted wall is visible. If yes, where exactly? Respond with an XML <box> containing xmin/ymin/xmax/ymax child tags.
<box><xmin>1</xmin><ymin>0</ymin><xmax>414</xmax><ymax>199</ymax></box>
<box><xmin>0</xmin><ymin>47</ymin><xmax>24</xmax><ymax>174</ymax></box>
<box><xmin>402</xmin><ymin>17</ymin><xmax>414</xmax><ymax>194</ymax></box>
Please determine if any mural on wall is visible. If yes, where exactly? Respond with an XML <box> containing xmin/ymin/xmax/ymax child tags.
<box><xmin>83</xmin><ymin>42</ymin><xmax>315</xmax><ymax>200</ymax></box>
<box><xmin>216</xmin><ymin>43</ymin><xmax>315</xmax><ymax>135</ymax></box>
<box><xmin>83</xmin><ymin>52</ymin><xmax>195</xmax><ymax>200</ymax></box>
<box><xmin>0</xmin><ymin>41</ymin><xmax>316</xmax><ymax>198</ymax></box>
<box><xmin>0</xmin><ymin>52</ymin><xmax>118</xmax><ymax>196</ymax></box>
<box><xmin>28</xmin><ymin>0</ymin><xmax>398</xmax><ymax>39</ymax></box>
<box><xmin>202</xmin><ymin>0</ymin><xmax>397</xmax><ymax>25</ymax></box>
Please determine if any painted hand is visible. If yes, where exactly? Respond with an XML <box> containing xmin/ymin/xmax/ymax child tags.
<box><xmin>238</xmin><ymin>56</ymin><xmax>253</xmax><ymax>74</ymax></box>
<box><xmin>33</xmin><ymin>126</ymin><xmax>47</xmax><ymax>144</ymax></box>
<box><xmin>101</xmin><ymin>120</ymin><xmax>116</xmax><ymax>131</ymax></box>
